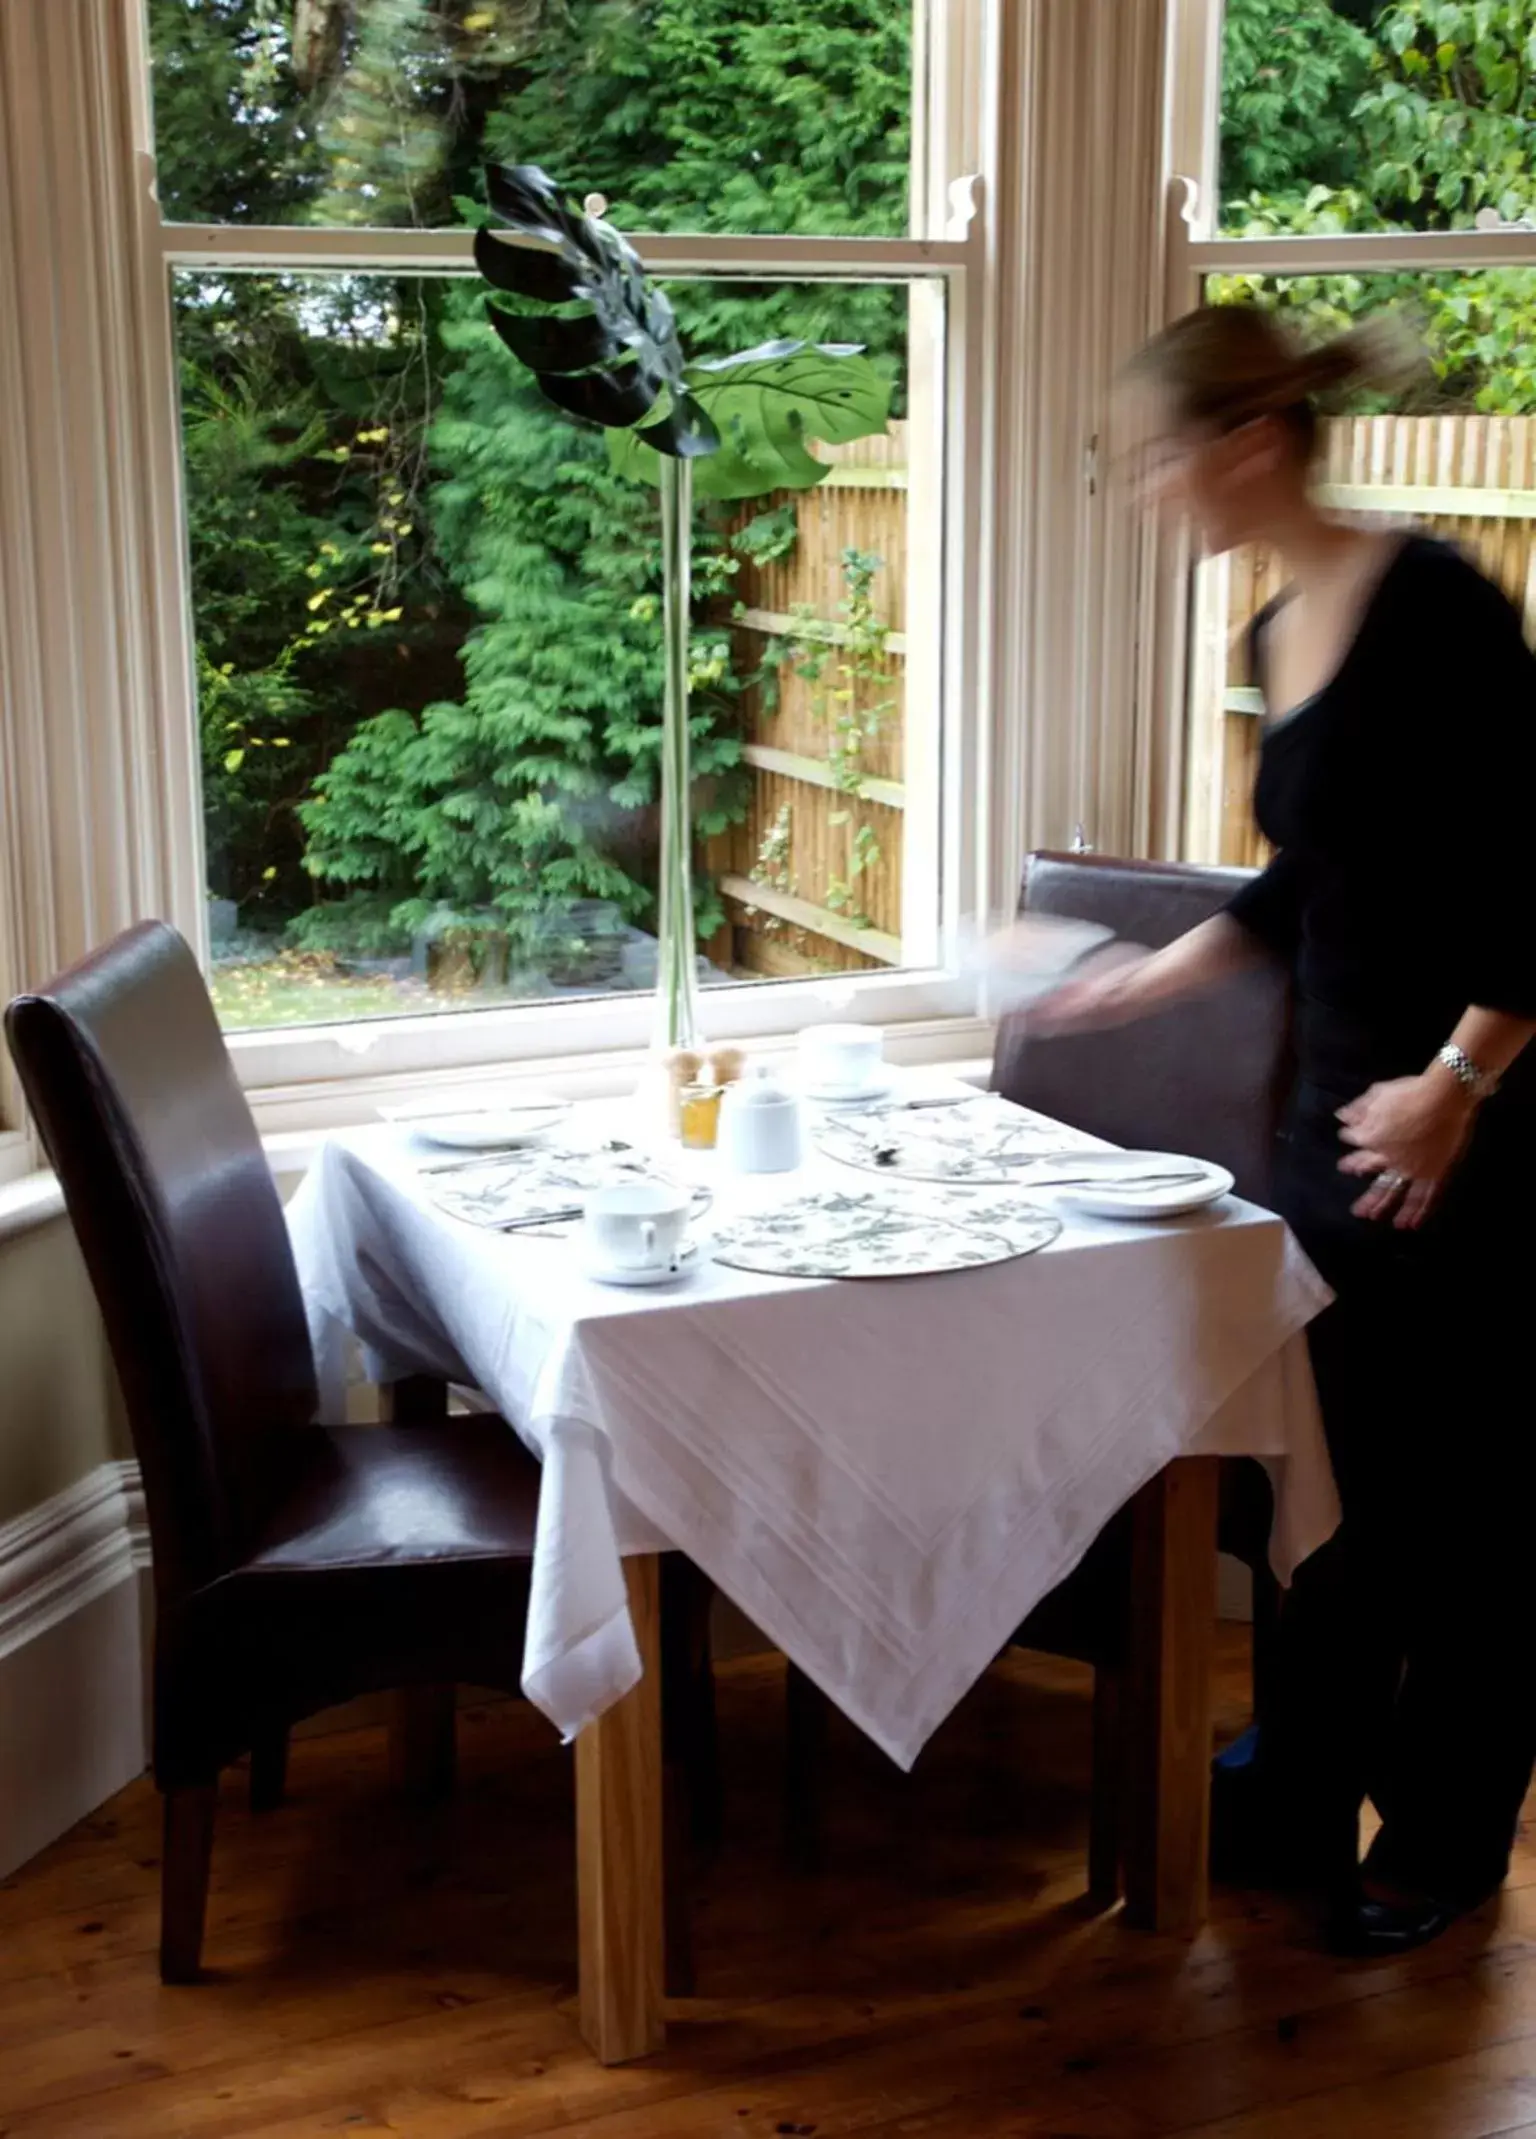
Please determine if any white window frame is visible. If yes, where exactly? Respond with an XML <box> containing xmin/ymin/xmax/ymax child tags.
<box><xmin>4</xmin><ymin>0</ymin><xmax>1202</xmax><ymax>1173</ymax></box>
<box><xmin>1168</xmin><ymin>0</ymin><xmax>1536</xmax><ymax>856</ymax></box>
<box><xmin>125</xmin><ymin>3</ymin><xmax>1003</xmax><ymax>1112</ymax></box>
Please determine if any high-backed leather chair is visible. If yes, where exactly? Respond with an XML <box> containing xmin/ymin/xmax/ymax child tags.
<box><xmin>993</xmin><ymin>851</ymin><xmax>1293</xmax><ymax>1203</ymax></box>
<box><xmin>1003</xmin><ymin>852</ymin><xmax>1296</xmax><ymax>1898</ymax></box>
<box><xmin>5</xmin><ymin>923</ymin><xmax>552</xmax><ymax>1982</ymax></box>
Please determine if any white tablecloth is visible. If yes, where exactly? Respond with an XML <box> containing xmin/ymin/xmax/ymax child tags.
<box><xmin>286</xmin><ymin>1100</ymin><xmax>1338</xmax><ymax>1769</ymax></box>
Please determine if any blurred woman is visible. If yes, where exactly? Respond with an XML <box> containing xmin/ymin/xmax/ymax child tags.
<box><xmin>1038</xmin><ymin>305</ymin><xmax>1536</xmax><ymax>1954</ymax></box>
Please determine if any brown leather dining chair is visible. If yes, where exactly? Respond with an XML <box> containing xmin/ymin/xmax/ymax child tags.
<box><xmin>5</xmin><ymin>921</ymin><xmax>710</xmax><ymax>1986</ymax></box>
<box><xmin>1001</xmin><ymin>850</ymin><xmax>1295</xmax><ymax>1901</ymax></box>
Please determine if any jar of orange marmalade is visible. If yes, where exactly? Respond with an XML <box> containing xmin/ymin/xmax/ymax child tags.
<box><xmin>678</xmin><ymin>1081</ymin><xmax>724</xmax><ymax>1151</ymax></box>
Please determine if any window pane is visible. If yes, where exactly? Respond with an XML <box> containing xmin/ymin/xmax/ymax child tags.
<box><xmin>146</xmin><ymin>1</ymin><xmax>912</xmax><ymax>236</ymax></box>
<box><xmin>174</xmin><ymin>267</ymin><xmax>938</xmax><ymax>1030</ymax></box>
<box><xmin>1184</xmin><ymin>267</ymin><xmax>1536</xmax><ymax>865</ymax></box>
<box><xmin>1218</xmin><ymin>2</ymin><xmax>1536</xmax><ymax>239</ymax></box>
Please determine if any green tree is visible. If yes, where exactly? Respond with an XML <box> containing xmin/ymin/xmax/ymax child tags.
<box><xmin>1219</xmin><ymin>1</ymin><xmax>1536</xmax><ymax>411</ymax></box>
<box><xmin>294</xmin><ymin>0</ymin><xmax>911</xmax><ymax>971</ymax></box>
<box><xmin>294</xmin><ymin>292</ymin><xmax>751</xmax><ymax>966</ymax></box>
<box><xmin>173</xmin><ymin>270</ymin><xmax>471</xmax><ymax>921</ymax></box>
<box><xmin>1355</xmin><ymin>0</ymin><xmax>1536</xmax><ymax>225</ymax></box>
<box><xmin>1220</xmin><ymin>0</ymin><xmax>1374</xmax><ymax>201</ymax></box>
<box><xmin>479</xmin><ymin>0</ymin><xmax>910</xmax><ymax>238</ymax></box>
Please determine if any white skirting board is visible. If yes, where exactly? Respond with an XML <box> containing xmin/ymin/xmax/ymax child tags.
<box><xmin>0</xmin><ymin>1461</ymin><xmax>149</xmax><ymax>1880</ymax></box>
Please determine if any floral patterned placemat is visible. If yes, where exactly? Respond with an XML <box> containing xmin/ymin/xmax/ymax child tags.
<box><xmin>813</xmin><ymin>1095</ymin><xmax>1103</xmax><ymax>1185</ymax></box>
<box><xmin>421</xmin><ymin>1137</ymin><xmax>691</xmax><ymax>1230</ymax></box>
<box><xmin>707</xmin><ymin>1184</ymin><xmax>1061</xmax><ymax>1280</ymax></box>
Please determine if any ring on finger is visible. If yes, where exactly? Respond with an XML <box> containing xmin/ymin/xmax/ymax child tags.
<box><xmin>1377</xmin><ymin>1169</ymin><xmax>1407</xmax><ymax>1194</ymax></box>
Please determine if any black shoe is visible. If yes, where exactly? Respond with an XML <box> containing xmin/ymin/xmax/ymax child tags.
<box><xmin>1326</xmin><ymin>1880</ymin><xmax>1500</xmax><ymax>1958</ymax></box>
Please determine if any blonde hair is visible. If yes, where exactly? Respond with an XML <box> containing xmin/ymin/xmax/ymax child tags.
<box><xmin>1130</xmin><ymin>305</ymin><xmax>1424</xmax><ymax>454</ymax></box>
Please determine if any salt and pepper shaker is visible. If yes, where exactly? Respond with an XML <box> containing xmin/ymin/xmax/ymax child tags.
<box><xmin>658</xmin><ymin>1047</ymin><xmax>704</xmax><ymax>1137</ymax></box>
<box><xmin>705</xmin><ymin>1044</ymin><xmax>746</xmax><ymax>1089</ymax></box>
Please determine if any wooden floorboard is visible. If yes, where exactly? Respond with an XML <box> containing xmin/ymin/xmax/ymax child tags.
<box><xmin>0</xmin><ymin>1633</ymin><xmax>1531</xmax><ymax>2137</ymax></box>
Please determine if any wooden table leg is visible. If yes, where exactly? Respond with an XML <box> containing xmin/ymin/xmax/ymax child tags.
<box><xmin>576</xmin><ymin>1554</ymin><xmax>666</xmax><ymax>2064</ymax></box>
<box><xmin>380</xmin><ymin>1377</ymin><xmax>458</xmax><ymax>1797</ymax></box>
<box><xmin>1121</xmin><ymin>1456</ymin><xmax>1220</xmax><ymax>1935</ymax></box>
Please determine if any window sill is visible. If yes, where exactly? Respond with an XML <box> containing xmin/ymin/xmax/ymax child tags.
<box><xmin>243</xmin><ymin>1008</ymin><xmax>995</xmax><ymax>1137</ymax></box>
<box><xmin>0</xmin><ymin>1026</ymin><xmax>998</xmax><ymax>1241</ymax></box>
<box><xmin>226</xmin><ymin>968</ymin><xmax>979</xmax><ymax>1102</ymax></box>
<box><xmin>0</xmin><ymin>1169</ymin><xmax>67</xmax><ymax>1245</ymax></box>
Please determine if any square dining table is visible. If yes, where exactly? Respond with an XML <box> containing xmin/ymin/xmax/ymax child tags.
<box><xmin>286</xmin><ymin>1077</ymin><xmax>1338</xmax><ymax>2064</ymax></box>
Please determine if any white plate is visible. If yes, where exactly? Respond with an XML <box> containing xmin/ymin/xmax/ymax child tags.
<box><xmin>1060</xmin><ymin>1157</ymin><xmax>1234</xmax><ymax>1220</ymax></box>
<box><xmin>382</xmin><ymin>1096</ymin><xmax>570</xmax><ymax>1149</ymax></box>
<box><xmin>584</xmin><ymin>1240</ymin><xmax>703</xmax><ymax>1288</ymax></box>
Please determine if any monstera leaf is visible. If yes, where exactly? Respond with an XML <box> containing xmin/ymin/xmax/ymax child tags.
<box><xmin>609</xmin><ymin>340</ymin><xmax>893</xmax><ymax>501</ymax></box>
<box><xmin>475</xmin><ymin>164</ymin><xmax>719</xmax><ymax>458</ymax></box>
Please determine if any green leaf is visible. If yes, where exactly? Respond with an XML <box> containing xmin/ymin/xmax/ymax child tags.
<box><xmin>475</xmin><ymin>171</ymin><xmax>720</xmax><ymax>456</ymax></box>
<box><xmin>610</xmin><ymin>343</ymin><xmax>892</xmax><ymax>501</ymax></box>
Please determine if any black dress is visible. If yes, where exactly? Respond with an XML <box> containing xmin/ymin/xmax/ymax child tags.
<box><xmin>1227</xmin><ymin>534</ymin><xmax>1536</xmax><ymax>1904</ymax></box>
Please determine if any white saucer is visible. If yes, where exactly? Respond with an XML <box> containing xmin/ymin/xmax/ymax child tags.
<box><xmin>584</xmin><ymin>1240</ymin><xmax>702</xmax><ymax>1288</ymax></box>
<box><xmin>1060</xmin><ymin>1158</ymin><xmax>1234</xmax><ymax>1221</ymax></box>
<box><xmin>801</xmin><ymin>1075</ymin><xmax>895</xmax><ymax>1109</ymax></box>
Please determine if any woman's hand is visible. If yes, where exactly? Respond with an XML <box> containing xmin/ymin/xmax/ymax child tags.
<box><xmin>1027</xmin><ymin>946</ymin><xmax>1158</xmax><ymax>1035</ymax></box>
<box><xmin>1336</xmin><ymin>1071</ymin><xmax>1477</xmax><ymax>1228</ymax></box>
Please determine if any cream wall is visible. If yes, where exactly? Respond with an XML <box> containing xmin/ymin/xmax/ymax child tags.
<box><xmin>0</xmin><ymin>1218</ymin><xmax>123</xmax><ymax>1529</ymax></box>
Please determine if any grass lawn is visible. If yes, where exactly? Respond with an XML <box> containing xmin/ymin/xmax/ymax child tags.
<box><xmin>211</xmin><ymin>950</ymin><xmax>451</xmax><ymax>1031</ymax></box>
<box><xmin>210</xmin><ymin>946</ymin><xmax>743</xmax><ymax>1032</ymax></box>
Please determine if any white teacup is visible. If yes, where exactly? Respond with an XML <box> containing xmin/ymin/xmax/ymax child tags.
<box><xmin>583</xmin><ymin>1180</ymin><xmax>692</xmax><ymax>1275</ymax></box>
<box><xmin>798</xmin><ymin>1022</ymin><xmax>885</xmax><ymax>1096</ymax></box>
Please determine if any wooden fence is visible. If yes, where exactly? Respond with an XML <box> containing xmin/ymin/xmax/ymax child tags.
<box><xmin>1188</xmin><ymin>415</ymin><xmax>1536</xmax><ymax>868</ymax></box>
<box><xmin>710</xmin><ymin>412</ymin><xmax>1536</xmax><ymax>946</ymax></box>
<box><xmin>705</xmin><ymin>426</ymin><xmax>910</xmax><ymax>977</ymax></box>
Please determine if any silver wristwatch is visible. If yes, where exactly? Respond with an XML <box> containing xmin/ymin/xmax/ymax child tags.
<box><xmin>1437</xmin><ymin>1041</ymin><xmax>1500</xmax><ymax>1100</ymax></box>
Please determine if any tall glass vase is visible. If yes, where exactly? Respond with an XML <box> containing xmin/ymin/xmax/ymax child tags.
<box><xmin>653</xmin><ymin>452</ymin><xmax>700</xmax><ymax>1054</ymax></box>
